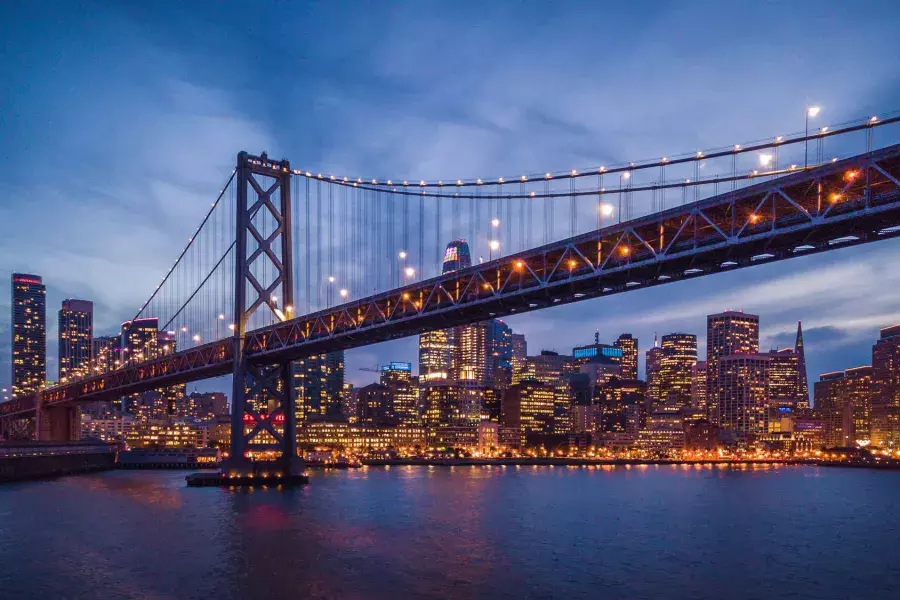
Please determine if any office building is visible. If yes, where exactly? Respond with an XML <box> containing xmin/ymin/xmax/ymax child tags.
<box><xmin>121</xmin><ymin>317</ymin><xmax>159</xmax><ymax>364</ymax></box>
<box><xmin>795</xmin><ymin>322</ymin><xmax>810</xmax><ymax>410</ymax></box>
<box><xmin>717</xmin><ymin>353</ymin><xmax>768</xmax><ymax>438</ymax></box>
<box><xmin>814</xmin><ymin>367</ymin><xmax>873</xmax><ymax>447</ymax></box>
<box><xmin>707</xmin><ymin>311</ymin><xmax>760</xmax><ymax>424</ymax></box>
<box><xmin>357</xmin><ymin>383</ymin><xmax>394</xmax><ymax>425</ymax></box>
<box><xmin>485</xmin><ymin>319</ymin><xmax>513</xmax><ymax>388</ymax></box>
<box><xmin>614</xmin><ymin>334</ymin><xmax>638</xmax><ymax>380</ymax></box>
<box><xmin>691</xmin><ymin>361</ymin><xmax>708</xmax><ymax>412</ymax></box>
<box><xmin>502</xmin><ymin>379</ymin><xmax>556</xmax><ymax>444</ymax></box>
<box><xmin>11</xmin><ymin>273</ymin><xmax>46</xmax><ymax>396</ymax></box>
<box><xmin>645</xmin><ymin>335</ymin><xmax>663</xmax><ymax>404</ymax></box>
<box><xmin>872</xmin><ymin>325</ymin><xmax>900</xmax><ymax>407</ymax></box>
<box><xmin>92</xmin><ymin>335</ymin><xmax>120</xmax><ymax>374</ymax></box>
<box><xmin>658</xmin><ymin>333</ymin><xmax>697</xmax><ymax>408</ymax></box>
<box><xmin>58</xmin><ymin>299</ymin><xmax>93</xmax><ymax>382</ymax></box>
<box><xmin>510</xmin><ymin>333</ymin><xmax>527</xmax><ymax>384</ymax></box>
<box><xmin>765</xmin><ymin>348</ymin><xmax>803</xmax><ymax>410</ymax></box>
<box><xmin>292</xmin><ymin>351</ymin><xmax>345</xmax><ymax>421</ymax></box>
<box><xmin>380</xmin><ymin>362</ymin><xmax>420</xmax><ymax>425</ymax></box>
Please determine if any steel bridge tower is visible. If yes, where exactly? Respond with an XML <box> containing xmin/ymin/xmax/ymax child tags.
<box><xmin>225</xmin><ymin>151</ymin><xmax>301</xmax><ymax>477</ymax></box>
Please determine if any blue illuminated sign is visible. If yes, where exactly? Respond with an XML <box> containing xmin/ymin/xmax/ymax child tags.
<box><xmin>382</xmin><ymin>362</ymin><xmax>412</xmax><ymax>372</ymax></box>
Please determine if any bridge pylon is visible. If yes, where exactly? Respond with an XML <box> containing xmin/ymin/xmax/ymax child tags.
<box><xmin>223</xmin><ymin>151</ymin><xmax>302</xmax><ymax>479</ymax></box>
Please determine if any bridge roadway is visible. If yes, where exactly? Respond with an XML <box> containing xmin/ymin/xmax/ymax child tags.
<box><xmin>3</xmin><ymin>144</ymin><xmax>900</xmax><ymax>420</ymax></box>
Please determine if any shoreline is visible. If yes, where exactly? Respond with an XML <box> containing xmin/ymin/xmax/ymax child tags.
<box><xmin>346</xmin><ymin>457</ymin><xmax>900</xmax><ymax>470</ymax></box>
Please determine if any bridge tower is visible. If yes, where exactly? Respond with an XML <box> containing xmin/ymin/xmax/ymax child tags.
<box><xmin>225</xmin><ymin>151</ymin><xmax>301</xmax><ymax>477</ymax></box>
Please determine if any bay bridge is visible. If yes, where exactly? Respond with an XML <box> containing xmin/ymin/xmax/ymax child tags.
<box><xmin>3</xmin><ymin>111</ymin><xmax>900</xmax><ymax>479</ymax></box>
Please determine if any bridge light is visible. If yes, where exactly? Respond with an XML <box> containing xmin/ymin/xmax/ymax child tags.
<box><xmin>820</xmin><ymin>126</ymin><xmax>828</xmax><ymax>133</ymax></box>
<box><xmin>807</xmin><ymin>106</ymin><xmax>821</xmax><ymax>118</ymax></box>
<box><xmin>600</xmin><ymin>204</ymin><xmax>614</xmax><ymax>216</ymax></box>
<box><xmin>285</xmin><ymin>305</ymin><xmax>293</xmax><ymax>313</ymax></box>
<box><xmin>622</xmin><ymin>171</ymin><xmax>631</xmax><ymax>180</ymax></box>
<box><xmin>228</xmin><ymin>324</ymin><xmax>236</xmax><ymax>331</ymax></box>
<box><xmin>402</xmin><ymin>293</ymin><xmax>410</xmax><ymax>300</ymax></box>
<box><xmin>696</xmin><ymin>151</ymin><xmax>703</xmax><ymax>158</ymax></box>
<box><xmin>457</xmin><ymin>180</ymin><xmax>462</xmax><ymax>186</ymax></box>
<box><xmin>218</xmin><ymin>314</ymin><xmax>225</xmax><ymax>320</ymax></box>
<box><xmin>759</xmin><ymin>154</ymin><xmax>773</xmax><ymax>167</ymax></box>
<box><xmin>661</xmin><ymin>157</ymin><xmax>668</xmax><ymax>163</ymax></box>
<box><xmin>830</xmin><ymin>193</ymin><xmax>842</xmax><ymax>203</ymax></box>
<box><xmin>568</xmin><ymin>259</ymin><xmax>577</xmax><ymax>269</ymax></box>
<box><xmin>514</xmin><ymin>260</ymin><xmax>524</xmax><ymax>270</ymax></box>
<box><xmin>271</xmin><ymin>295</ymin><xmax>277</xmax><ymax>303</ymax></box>
<box><xmin>404</xmin><ymin>266</ymin><xmax>415</xmax><ymax>278</ymax></box>
<box><xmin>529</xmin><ymin>192</ymin><xmax>535</xmax><ymax>198</ymax></box>
<box><xmin>491</xmin><ymin>218</ymin><xmax>500</xmax><ymax>228</ymax></box>
<box><xmin>387</xmin><ymin>180</ymin><xmax>392</xmax><ymax>185</ymax></box>
<box><xmin>870</xmin><ymin>115</ymin><xmax>878</xmax><ymax>123</ymax></box>
<box><xmin>521</xmin><ymin>175</ymin><xmax>527</xmax><ymax>182</ymax></box>
<box><xmin>339</xmin><ymin>289</ymin><xmax>348</xmax><ymax>298</ymax></box>
<box><xmin>328</xmin><ymin>276</ymin><xmax>335</xmax><ymax>283</ymax></box>
<box><xmin>181</xmin><ymin>326</ymin><xmax>188</xmax><ymax>332</ymax></box>
<box><xmin>498</xmin><ymin>177</ymin><xmax>504</xmax><ymax>183</ymax></box>
<box><xmin>489</xmin><ymin>240</ymin><xmax>500</xmax><ymax>251</ymax></box>
<box><xmin>844</xmin><ymin>170</ymin><xmax>859</xmax><ymax>181</ymax></box>
<box><xmin>545</xmin><ymin>172</ymin><xmax>551</xmax><ymax>179</ymax></box>
<box><xmin>483</xmin><ymin>283</ymin><xmax>492</xmax><ymax>290</ymax></box>
<box><xmin>620</xmin><ymin>246</ymin><xmax>630</xmax><ymax>256</ymax></box>
<box><xmin>570</xmin><ymin>169</ymin><xmax>578</xmax><ymax>176</ymax></box>
<box><xmin>750</xmin><ymin>213</ymin><xmax>759</xmax><ymax>223</ymax></box>
<box><xmin>398</xmin><ymin>250</ymin><xmax>407</xmax><ymax>259</ymax></box>
<box><xmin>193</xmin><ymin>335</ymin><xmax>201</xmax><ymax>343</ymax></box>
<box><xmin>733</xmin><ymin>144</ymin><xmax>741</xmax><ymax>151</ymax></box>
<box><xmin>775</xmin><ymin>136</ymin><xmax>784</xmax><ymax>143</ymax></box>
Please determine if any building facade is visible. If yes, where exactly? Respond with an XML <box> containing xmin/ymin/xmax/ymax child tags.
<box><xmin>11</xmin><ymin>273</ymin><xmax>46</xmax><ymax>396</ymax></box>
<box><xmin>658</xmin><ymin>333</ymin><xmax>697</xmax><ymax>408</ymax></box>
<box><xmin>614</xmin><ymin>333</ymin><xmax>639</xmax><ymax>380</ymax></box>
<box><xmin>58</xmin><ymin>299</ymin><xmax>93</xmax><ymax>382</ymax></box>
<box><xmin>707</xmin><ymin>311</ymin><xmax>760</xmax><ymax>425</ymax></box>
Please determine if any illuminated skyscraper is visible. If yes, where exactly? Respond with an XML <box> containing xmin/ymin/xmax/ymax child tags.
<box><xmin>645</xmin><ymin>335</ymin><xmax>663</xmax><ymax>404</ymax></box>
<box><xmin>871</xmin><ymin>325</ymin><xmax>900</xmax><ymax>447</ymax></box>
<box><xmin>795</xmin><ymin>321</ymin><xmax>809</xmax><ymax>408</ymax></box>
<box><xmin>717</xmin><ymin>354</ymin><xmax>768</xmax><ymax>438</ymax></box>
<box><xmin>614</xmin><ymin>333</ymin><xmax>638</xmax><ymax>380</ymax></box>
<box><xmin>485</xmin><ymin>319</ymin><xmax>513</xmax><ymax>388</ymax></box>
<box><xmin>380</xmin><ymin>362</ymin><xmax>420</xmax><ymax>425</ymax></box>
<box><xmin>691</xmin><ymin>361</ymin><xmax>708</xmax><ymax>411</ymax></box>
<box><xmin>11</xmin><ymin>273</ymin><xmax>46</xmax><ymax>396</ymax></box>
<box><xmin>58</xmin><ymin>299</ymin><xmax>93</xmax><ymax>382</ymax></box>
<box><xmin>418</xmin><ymin>240</ymin><xmax>472</xmax><ymax>379</ymax></box>
<box><xmin>457</xmin><ymin>320</ymin><xmax>487</xmax><ymax>383</ymax></box>
<box><xmin>707</xmin><ymin>311</ymin><xmax>759</xmax><ymax>424</ymax></box>
<box><xmin>502</xmin><ymin>379</ymin><xmax>556</xmax><ymax>444</ymax></box>
<box><xmin>292</xmin><ymin>351</ymin><xmax>345</xmax><ymax>421</ymax></box>
<box><xmin>121</xmin><ymin>318</ymin><xmax>159</xmax><ymax>364</ymax></box>
<box><xmin>814</xmin><ymin>366</ymin><xmax>873</xmax><ymax>447</ymax></box>
<box><xmin>510</xmin><ymin>333</ymin><xmax>527</xmax><ymax>384</ymax></box>
<box><xmin>658</xmin><ymin>333</ymin><xmax>697</xmax><ymax>408</ymax></box>
<box><xmin>765</xmin><ymin>348</ymin><xmax>802</xmax><ymax>410</ymax></box>
<box><xmin>92</xmin><ymin>335</ymin><xmax>120</xmax><ymax>373</ymax></box>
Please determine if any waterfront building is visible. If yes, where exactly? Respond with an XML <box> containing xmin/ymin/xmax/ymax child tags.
<box><xmin>717</xmin><ymin>353</ymin><xmax>768</xmax><ymax>439</ymax></box>
<box><xmin>707</xmin><ymin>311</ymin><xmax>760</xmax><ymax>424</ymax></box>
<box><xmin>58</xmin><ymin>299</ymin><xmax>93</xmax><ymax>382</ymax></box>
<box><xmin>292</xmin><ymin>351</ymin><xmax>345</xmax><ymax>421</ymax></box>
<box><xmin>614</xmin><ymin>333</ymin><xmax>638</xmax><ymax>380</ymax></box>
<box><xmin>813</xmin><ymin>366</ymin><xmax>873</xmax><ymax>447</ymax></box>
<box><xmin>872</xmin><ymin>325</ymin><xmax>900</xmax><ymax>407</ymax></box>
<box><xmin>510</xmin><ymin>333</ymin><xmax>527</xmax><ymax>384</ymax></box>
<box><xmin>658</xmin><ymin>333</ymin><xmax>697</xmax><ymax>408</ymax></box>
<box><xmin>502</xmin><ymin>379</ymin><xmax>556</xmax><ymax>444</ymax></box>
<box><xmin>684</xmin><ymin>419</ymin><xmax>718</xmax><ymax>451</ymax></box>
<box><xmin>299</xmin><ymin>421</ymin><xmax>427</xmax><ymax>453</ymax></box>
<box><xmin>11</xmin><ymin>273</ymin><xmax>46</xmax><ymax>396</ymax></box>
<box><xmin>421</xmin><ymin>378</ymin><xmax>480</xmax><ymax>428</ymax></box>
<box><xmin>183</xmin><ymin>392</ymin><xmax>228</xmax><ymax>420</ymax></box>
<box><xmin>125</xmin><ymin>420</ymin><xmax>211</xmax><ymax>449</ymax></box>
<box><xmin>637</xmin><ymin>405</ymin><xmax>685</xmax><ymax>452</ymax></box>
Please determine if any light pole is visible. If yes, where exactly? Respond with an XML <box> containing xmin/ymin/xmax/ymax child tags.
<box><xmin>805</xmin><ymin>105</ymin><xmax>820</xmax><ymax>169</ymax></box>
<box><xmin>398</xmin><ymin>250</ymin><xmax>407</xmax><ymax>288</ymax></box>
<box><xmin>619</xmin><ymin>171</ymin><xmax>631</xmax><ymax>222</ymax></box>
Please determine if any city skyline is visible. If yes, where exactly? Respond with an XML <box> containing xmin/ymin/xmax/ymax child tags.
<box><xmin>2</xmin><ymin>2</ymin><xmax>900</xmax><ymax>393</ymax></box>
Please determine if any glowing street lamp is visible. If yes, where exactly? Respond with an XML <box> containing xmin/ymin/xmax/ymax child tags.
<box><xmin>489</xmin><ymin>239</ymin><xmax>500</xmax><ymax>260</ymax></box>
<box><xmin>758</xmin><ymin>153</ymin><xmax>773</xmax><ymax>168</ymax></box>
<box><xmin>339</xmin><ymin>288</ymin><xmax>349</xmax><ymax>299</ymax></box>
<box><xmin>404</xmin><ymin>266</ymin><xmax>416</xmax><ymax>279</ymax></box>
<box><xmin>491</xmin><ymin>218</ymin><xmax>500</xmax><ymax>228</ymax></box>
<box><xmin>805</xmin><ymin>105</ymin><xmax>820</xmax><ymax>168</ymax></box>
<box><xmin>192</xmin><ymin>334</ymin><xmax>201</xmax><ymax>343</ymax></box>
<box><xmin>398</xmin><ymin>250</ymin><xmax>407</xmax><ymax>259</ymax></box>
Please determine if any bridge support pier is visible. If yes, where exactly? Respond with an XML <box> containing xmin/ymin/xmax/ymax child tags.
<box><xmin>35</xmin><ymin>400</ymin><xmax>80</xmax><ymax>442</ymax></box>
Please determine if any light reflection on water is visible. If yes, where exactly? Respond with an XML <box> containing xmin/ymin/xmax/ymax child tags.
<box><xmin>1</xmin><ymin>465</ymin><xmax>898</xmax><ymax>600</ymax></box>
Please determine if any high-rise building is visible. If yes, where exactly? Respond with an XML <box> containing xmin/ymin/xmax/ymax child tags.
<box><xmin>422</xmin><ymin>379</ymin><xmax>481</xmax><ymax>428</ymax></box>
<box><xmin>292</xmin><ymin>351</ymin><xmax>345</xmax><ymax>421</ymax></box>
<box><xmin>11</xmin><ymin>273</ymin><xmax>46</xmax><ymax>396</ymax></box>
<box><xmin>357</xmin><ymin>383</ymin><xmax>394</xmax><ymax>425</ymax></box>
<box><xmin>795</xmin><ymin>321</ymin><xmax>810</xmax><ymax>409</ymax></box>
<box><xmin>485</xmin><ymin>319</ymin><xmax>513</xmax><ymax>388</ymax></box>
<box><xmin>526</xmin><ymin>350</ymin><xmax>572</xmax><ymax>385</ymax></box>
<box><xmin>457</xmin><ymin>320</ymin><xmax>487</xmax><ymax>383</ymax></box>
<box><xmin>614</xmin><ymin>334</ymin><xmax>638</xmax><ymax>380</ymax></box>
<box><xmin>814</xmin><ymin>367</ymin><xmax>873</xmax><ymax>447</ymax></box>
<box><xmin>58</xmin><ymin>299</ymin><xmax>93</xmax><ymax>382</ymax></box>
<box><xmin>645</xmin><ymin>335</ymin><xmax>663</xmax><ymax>404</ymax></box>
<box><xmin>717</xmin><ymin>354</ymin><xmax>769</xmax><ymax>438</ymax></box>
<box><xmin>765</xmin><ymin>348</ymin><xmax>802</xmax><ymax>410</ymax></box>
<box><xmin>502</xmin><ymin>379</ymin><xmax>556</xmax><ymax>444</ymax></box>
<box><xmin>691</xmin><ymin>361</ymin><xmax>708</xmax><ymax>412</ymax></box>
<box><xmin>380</xmin><ymin>362</ymin><xmax>419</xmax><ymax>425</ymax></box>
<box><xmin>872</xmin><ymin>325</ymin><xmax>900</xmax><ymax>407</ymax></box>
<box><xmin>418</xmin><ymin>240</ymin><xmax>472</xmax><ymax>380</ymax></box>
<box><xmin>658</xmin><ymin>333</ymin><xmax>697</xmax><ymax>408</ymax></box>
<box><xmin>510</xmin><ymin>333</ymin><xmax>527</xmax><ymax>384</ymax></box>
<box><xmin>121</xmin><ymin>317</ymin><xmax>159</xmax><ymax>364</ymax></box>
<box><xmin>92</xmin><ymin>335</ymin><xmax>121</xmax><ymax>374</ymax></box>
<box><xmin>707</xmin><ymin>311</ymin><xmax>760</xmax><ymax>424</ymax></box>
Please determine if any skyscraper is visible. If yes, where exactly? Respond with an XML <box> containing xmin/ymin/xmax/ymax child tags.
<box><xmin>380</xmin><ymin>362</ymin><xmax>419</xmax><ymax>425</ymax></box>
<box><xmin>717</xmin><ymin>354</ymin><xmax>769</xmax><ymax>438</ymax></box>
<box><xmin>11</xmin><ymin>273</ymin><xmax>46</xmax><ymax>395</ymax></box>
<box><xmin>645</xmin><ymin>335</ymin><xmax>663</xmax><ymax>404</ymax></box>
<box><xmin>795</xmin><ymin>321</ymin><xmax>809</xmax><ymax>408</ymax></box>
<box><xmin>92</xmin><ymin>335</ymin><xmax>120</xmax><ymax>373</ymax></box>
<box><xmin>706</xmin><ymin>311</ymin><xmax>760</xmax><ymax>424</ymax></box>
<box><xmin>485</xmin><ymin>319</ymin><xmax>513</xmax><ymax>388</ymax></box>
<box><xmin>814</xmin><ymin>367</ymin><xmax>873</xmax><ymax>447</ymax></box>
<box><xmin>121</xmin><ymin>317</ymin><xmax>159</xmax><ymax>364</ymax></box>
<box><xmin>510</xmin><ymin>333</ymin><xmax>527</xmax><ymax>384</ymax></box>
<box><xmin>691</xmin><ymin>361</ymin><xmax>708</xmax><ymax>412</ymax></box>
<box><xmin>418</xmin><ymin>240</ymin><xmax>472</xmax><ymax>378</ymax></box>
<box><xmin>764</xmin><ymin>348</ymin><xmax>802</xmax><ymax>410</ymax></box>
<box><xmin>58</xmin><ymin>299</ymin><xmax>93</xmax><ymax>382</ymax></box>
<box><xmin>658</xmin><ymin>333</ymin><xmax>697</xmax><ymax>408</ymax></box>
<box><xmin>292</xmin><ymin>351</ymin><xmax>345</xmax><ymax>421</ymax></box>
<box><xmin>871</xmin><ymin>325</ymin><xmax>900</xmax><ymax>447</ymax></box>
<box><xmin>615</xmin><ymin>333</ymin><xmax>638</xmax><ymax>380</ymax></box>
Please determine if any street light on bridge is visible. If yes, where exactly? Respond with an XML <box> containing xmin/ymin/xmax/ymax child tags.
<box><xmin>805</xmin><ymin>105</ymin><xmax>821</xmax><ymax>169</ymax></box>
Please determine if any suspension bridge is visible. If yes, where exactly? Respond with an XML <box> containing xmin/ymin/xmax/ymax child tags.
<box><xmin>3</xmin><ymin>111</ymin><xmax>900</xmax><ymax>479</ymax></box>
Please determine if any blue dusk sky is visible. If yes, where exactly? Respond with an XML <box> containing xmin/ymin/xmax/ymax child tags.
<box><xmin>1</xmin><ymin>1</ymin><xmax>899</xmax><ymax>394</ymax></box>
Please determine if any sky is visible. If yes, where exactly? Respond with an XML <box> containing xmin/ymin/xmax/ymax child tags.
<box><xmin>1</xmin><ymin>0</ymin><xmax>899</xmax><ymax>396</ymax></box>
